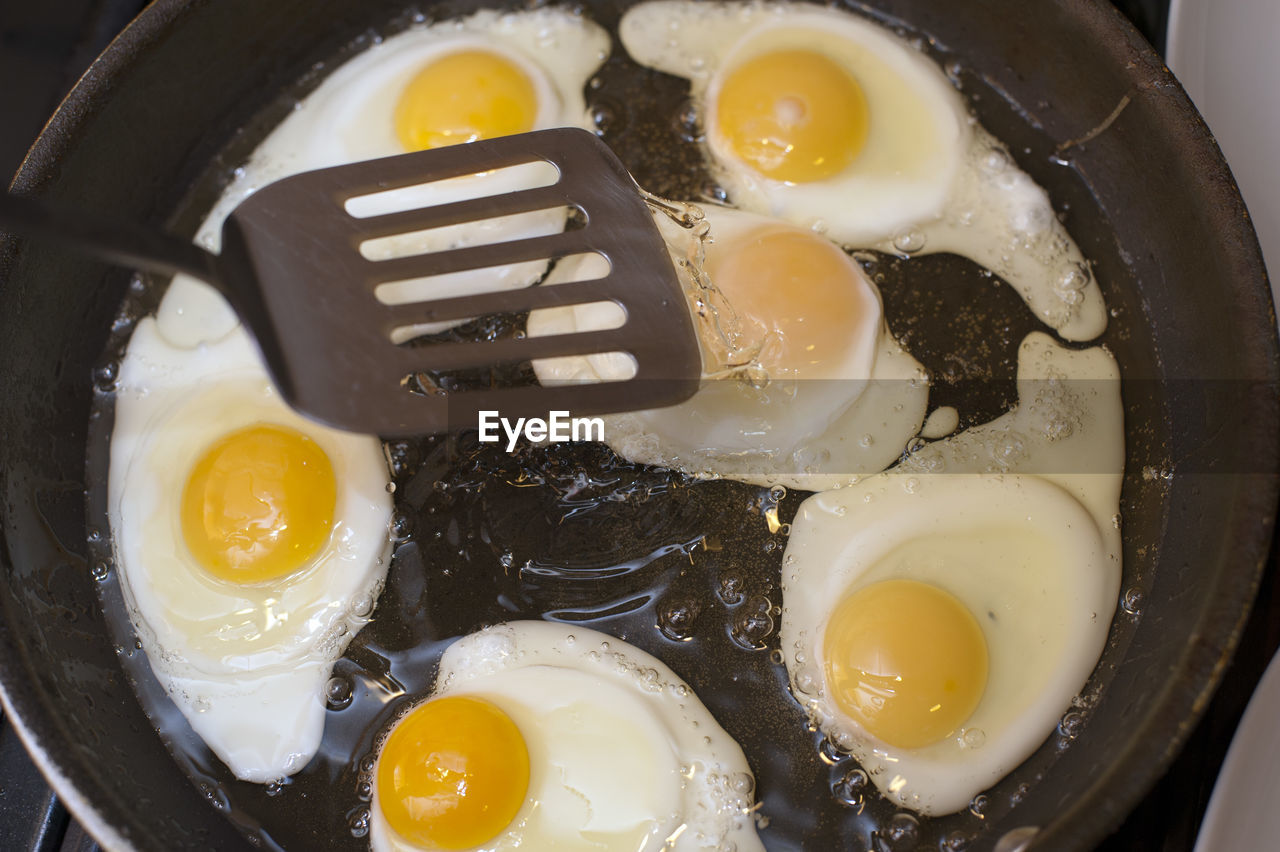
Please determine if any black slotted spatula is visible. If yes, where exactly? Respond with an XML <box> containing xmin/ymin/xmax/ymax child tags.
<box><xmin>0</xmin><ymin>127</ymin><xmax>703</xmax><ymax>436</ymax></box>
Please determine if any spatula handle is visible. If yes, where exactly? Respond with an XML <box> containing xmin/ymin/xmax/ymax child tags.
<box><xmin>0</xmin><ymin>192</ymin><xmax>221</xmax><ymax>284</ymax></box>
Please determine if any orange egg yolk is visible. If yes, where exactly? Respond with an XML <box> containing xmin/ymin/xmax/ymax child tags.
<box><xmin>395</xmin><ymin>49</ymin><xmax>538</xmax><ymax>151</ymax></box>
<box><xmin>824</xmin><ymin>579</ymin><xmax>989</xmax><ymax>749</ymax></box>
<box><xmin>714</xmin><ymin>48</ymin><xmax>869</xmax><ymax>183</ymax></box>
<box><xmin>377</xmin><ymin>695</ymin><xmax>530</xmax><ymax>850</ymax></box>
<box><xmin>180</xmin><ymin>424</ymin><xmax>336</xmax><ymax>585</ymax></box>
<box><xmin>705</xmin><ymin>226</ymin><xmax>877</xmax><ymax>376</ymax></box>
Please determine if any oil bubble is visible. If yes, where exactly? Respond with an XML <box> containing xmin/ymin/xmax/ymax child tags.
<box><xmin>892</xmin><ymin>228</ymin><xmax>926</xmax><ymax>254</ymax></box>
<box><xmin>658</xmin><ymin>596</ymin><xmax>702</xmax><ymax>641</ymax></box>
<box><xmin>383</xmin><ymin>440</ymin><xmax>419</xmax><ymax>477</ymax></box>
<box><xmin>388</xmin><ymin>511</ymin><xmax>412</xmax><ymax>542</ymax></box>
<box><xmin>675</xmin><ymin>101</ymin><xmax>701</xmax><ymax>142</ymax></box>
<box><xmin>833</xmin><ymin>767</ymin><xmax>867</xmax><ymax>809</ymax></box>
<box><xmin>1058</xmin><ymin>710</ymin><xmax>1085</xmax><ymax>739</ymax></box>
<box><xmin>969</xmin><ymin>793</ymin><xmax>988</xmax><ymax>818</ymax></box>
<box><xmin>590</xmin><ymin>101</ymin><xmax>617</xmax><ymax>135</ymax></box>
<box><xmin>883</xmin><ymin>812</ymin><xmax>920</xmax><ymax>847</ymax></box>
<box><xmin>730</xmin><ymin>599</ymin><xmax>774</xmax><ymax>650</ymax></box>
<box><xmin>818</xmin><ymin>737</ymin><xmax>844</xmax><ymax>765</ymax></box>
<box><xmin>1056</xmin><ymin>262</ymin><xmax>1090</xmax><ymax>294</ymax></box>
<box><xmin>702</xmin><ymin>182</ymin><xmax>729</xmax><ymax>203</ymax></box>
<box><xmin>198</xmin><ymin>782</ymin><xmax>229</xmax><ymax>811</ymax></box>
<box><xmin>325</xmin><ymin>676</ymin><xmax>354</xmax><ymax>710</ymax></box>
<box><xmin>1121</xmin><ymin>587</ymin><xmax>1143</xmax><ymax>616</ymax></box>
<box><xmin>93</xmin><ymin>361</ymin><xmax>119</xmax><ymax>392</ymax></box>
<box><xmin>718</xmin><ymin>571</ymin><xmax>745</xmax><ymax>606</ymax></box>
<box><xmin>347</xmin><ymin>807</ymin><xmax>371</xmax><ymax>838</ymax></box>
<box><xmin>729</xmin><ymin>771</ymin><xmax>754</xmax><ymax>795</ymax></box>
<box><xmin>793</xmin><ymin>665</ymin><xmax>821</xmax><ymax>697</ymax></box>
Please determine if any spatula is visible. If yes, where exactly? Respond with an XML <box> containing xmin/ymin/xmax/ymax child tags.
<box><xmin>0</xmin><ymin>127</ymin><xmax>702</xmax><ymax>436</ymax></box>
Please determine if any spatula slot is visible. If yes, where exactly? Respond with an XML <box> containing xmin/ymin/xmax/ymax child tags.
<box><xmin>525</xmin><ymin>299</ymin><xmax>626</xmax><ymax>337</ymax></box>
<box><xmin>392</xmin><ymin>327</ymin><xmax>639</xmax><ymax>370</ymax></box>
<box><xmin>357</xmin><ymin>206</ymin><xmax>578</xmax><ymax>262</ymax></box>
<box><xmin>375</xmin><ymin>251</ymin><xmax>609</xmax><ymax>308</ymax></box>
<box><xmin>382</xmin><ymin>278</ymin><xmax>628</xmax><ymax>330</ymax></box>
<box><xmin>401</xmin><ymin>349</ymin><xmax>639</xmax><ymax>400</ymax></box>
<box><xmin>391</xmin><ymin>297</ymin><xmax>628</xmax><ymax>348</ymax></box>
<box><xmin>342</xmin><ymin>160</ymin><xmax>561</xmax><ymax>218</ymax></box>
<box><xmin>529</xmin><ymin>350</ymin><xmax>639</xmax><ymax>384</ymax></box>
<box><xmin>363</xmin><ymin>229</ymin><xmax>589</xmax><ymax>283</ymax></box>
<box><xmin>543</xmin><ymin>251</ymin><xmax>611</xmax><ymax>285</ymax></box>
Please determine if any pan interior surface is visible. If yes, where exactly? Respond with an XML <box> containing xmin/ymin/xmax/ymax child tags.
<box><xmin>1</xmin><ymin>1</ymin><xmax>1276</xmax><ymax>851</ymax></box>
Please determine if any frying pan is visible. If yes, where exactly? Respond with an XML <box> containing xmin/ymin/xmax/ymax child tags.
<box><xmin>1</xmin><ymin>0</ymin><xmax>1276</xmax><ymax>849</ymax></box>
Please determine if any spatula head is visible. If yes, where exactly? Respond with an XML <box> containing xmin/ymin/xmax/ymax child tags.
<box><xmin>215</xmin><ymin>127</ymin><xmax>702</xmax><ymax>437</ymax></box>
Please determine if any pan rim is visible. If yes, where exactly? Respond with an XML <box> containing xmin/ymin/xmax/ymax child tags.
<box><xmin>1</xmin><ymin>5</ymin><xmax>196</xmax><ymax>851</ymax></box>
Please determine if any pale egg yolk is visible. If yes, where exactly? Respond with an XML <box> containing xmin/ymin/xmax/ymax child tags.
<box><xmin>180</xmin><ymin>424</ymin><xmax>336</xmax><ymax>585</ymax></box>
<box><xmin>377</xmin><ymin>695</ymin><xmax>530</xmax><ymax>850</ymax></box>
<box><xmin>705</xmin><ymin>226</ymin><xmax>876</xmax><ymax>376</ymax></box>
<box><xmin>715</xmin><ymin>49</ymin><xmax>869</xmax><ymax>183</ymax></box>
<box><xmin>823</xmin><ymin>579</ymin><xmax>988</xmax><ymax>749</ymax></box>
<box><xmin>395</xmin><ymin>49</ymin><xmax>538</xmax><ymax>151</ymax></box>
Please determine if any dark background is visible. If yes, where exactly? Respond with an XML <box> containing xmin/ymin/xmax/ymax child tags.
<box><xmin>1</xmin><ymin>0</ymin><xmax>1276</xmax><ymax>850</ymax></box>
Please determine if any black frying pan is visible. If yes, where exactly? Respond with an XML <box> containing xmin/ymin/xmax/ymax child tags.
<box><xmin>1</xmin><ymin>0</ymin><xmax>1277</xmax><ymax>850</ymax></box>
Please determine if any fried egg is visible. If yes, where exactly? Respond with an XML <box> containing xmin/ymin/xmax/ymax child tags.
<box><xmin>368</xmin><ymin>622</ymin><xmax>762</xmax><ymax>851</ymax></box>
<box><xmin>620</xmin><ymin>1</ymin><xmax>1107</xmax><ymax>340</ymax></box>
<box><xmin>108</xmin><ymin>318</ymin><xmax>393</xmax><ymax>783</ymax></box>
<box><xmin>528</xmin><ymin>204</ymin><xmax>928</xmax><ymax>488</ymax></box>
<box><xmin>780</xmin><ymin>333</ymin><xmax>1123</xmax><ymax>814</ymax></box>
<box><xmin>158</xmin><ymin>7</ymin><xmax>610</xmax><ymax>348</ymax></box>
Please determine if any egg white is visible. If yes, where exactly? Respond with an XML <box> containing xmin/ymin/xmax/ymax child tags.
<box><xmin>108</xmin><ymin>320</ymin><xmax>393</xmax><ymax>782</ymax></box>
<box><xmin>528</xmin><ymin>204</ymin><xmax>929</xmax><ymax>489</ymax></box>
<box><xmin>780</xmin><ymin>333</ymin><xmax>1123</xmax><ymax>815</ymax></box>
<box><xmin>369</xmin><ymin>622</ymin><xmax>763</xmax><ymax>852</ymax></box>
<box><xmin>157</xmin><ymin>7</ymin><xmax>611</xmax><ymax>348</ymax></box>
<box><xmin>619</xmin><ymin>1</ymin><xmax>1108</xmax><ymax>341</ymax></box>
<box><xmin>899</xmin><ymin>331</ymin><xmax>1124</xmax><ymax>561</ymax></box>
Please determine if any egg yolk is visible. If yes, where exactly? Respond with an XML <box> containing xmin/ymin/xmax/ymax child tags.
<box><xmin>715</xmin><ymin>49</ymin><xmax>869</xmax><ymax>183</ymax></box>
<box><xmin>823</xmin><ymin>579</ymin><xmax>988</xmax><ymax>749</ymax></box>
<box><xmin>395</xmin><ymin>50</ymin><xmax>538</xmax><ymax>151</ymax></box>
<box><xmin>705</xmin><ymin>226</ymin><xmax>876</xmax><ymax>376</ymax></box>
<box><xmin>180</xmin><ymin>424</ymin><xmax>336</xmax><ymax>585</ymax></box>
<box><xmin>377</xmin><ymin>695</ymin><xmax>530</xmax><ymax>850</ymax></box>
